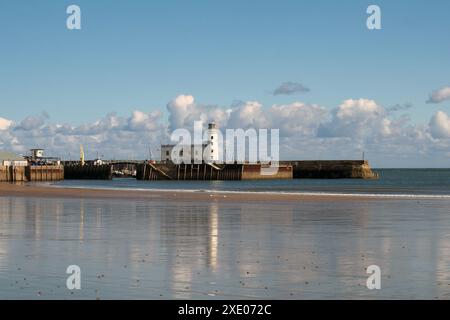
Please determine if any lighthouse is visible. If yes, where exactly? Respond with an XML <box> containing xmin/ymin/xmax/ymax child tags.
<box><xmin>206</xmin><ymin>122</ymin><xmax>219</xmax><ymax>163</ymax></box>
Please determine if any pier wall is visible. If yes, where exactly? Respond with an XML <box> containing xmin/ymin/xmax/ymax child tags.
<box><xmin>27</xmin><ymin>165</ymin><xmax>64</xmax><ymax>181</ymax></box>
<box><xmin>64</xmin><ymin>165</ymin><xmax>113</xmax><ymax>180</ymax></box>
<box><xmin>137</xmin><ymin>163</ymin><xmax>244</xmax><ymax>181</ymax></box>
<box><xmin>173</xmin><ymin>163</ymin><xmax>244</xmax><ymax>181</ymax></box>
<box><xmin>284</xmin><ymin>160</ymin><xmax>378</xmax><ymax>179</ymax></box>
<box><xmin>241</xmin><ymin>164</ymin><xmax>293</xmax><ymax>180</ymax></box>
<box><xmin>137</xmin><ymin>163</ymin><xmax>293</xmax><ymax>181</ymax></box>
<box><xmin>0</xmin><ymin>161</ymin><xmax>376</xmax><ymax>181</ymax></box>
<box><xmin>0</xmin><ymin>165</ymin><xmax>64</xmax><ymax>182</ymax></box>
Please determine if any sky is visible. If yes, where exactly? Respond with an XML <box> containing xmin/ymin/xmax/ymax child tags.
<box><xmin>0</xmin><ymin>0</ymin><xmax>450</xmax><ymax>167</ymax></box>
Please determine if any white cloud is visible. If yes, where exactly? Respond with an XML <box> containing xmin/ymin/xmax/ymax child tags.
<box><xmin>0</xmin><ymin>110</ymin><xmax>164</xmax><ymax>159</ymax></box>
<box><xmin>165</xmin><ymin>95</ymin><xmax>324</xmax><ymax>135</ymax></box>
<box><xmin>128</xmin><ymin>110</ymin><xmax>162</xmax><ymax>131</ymax></box>
<box><xmin>166</xmin><ymin>94</ymin><xmax>230</xmax><ymax>132</ymax></box>
<box><xmin>427</xmin><ymin>86</ymin><xmax>450</xmax><ymax>104</ymax></box>
<box><xmin>166</xmin><ymin>94</ymin><xmax>196</xmax><ymax>131</ymax></box>
<box><xmin>16</xmin><ymin>115</ymin><xmax>45</xmax><ymax>131</ymax></box>
<box><xmin>227</xmin><ymin>101</ymin><xmax>269</xmax><ymax>129</ymax></box>
<box><xmin>318</xmin><ymin>99</ymin><xmax>388</xmax><ymax>138</ymax></box>
<box><xmin>269</xmin><ymin>102</ymin><xmax>326</xmax><ymax>137</ymax></box>
<box><xmin>0</xmin><ymin>117</ymin><xmax>13</xmax><ymax>130</ymax></box>
<box><xmin>429</xmin><ymin>111</ymin><xmax>450</xmax><ymax>139</ymax></box>
<box><xmin>162</xmin><ymin>95</ymin><xmax>450</xmax><ymax>165</ymax></box>
<box><xmin>1</xmin><ymin>95</ymin><xmax>450</xmax><ymax>166</ymax></box>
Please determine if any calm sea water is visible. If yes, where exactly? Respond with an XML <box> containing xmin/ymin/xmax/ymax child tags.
<box><xmin>52</xmin><ymin>169</ymin><xmax>450</xmax><ymax>197</ymax></box>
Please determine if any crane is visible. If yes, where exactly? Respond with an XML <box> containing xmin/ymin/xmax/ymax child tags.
<box><xmin>80</xmin><ymin>144</ymin><xmax>85</xmax><ymax>166</ymax></box>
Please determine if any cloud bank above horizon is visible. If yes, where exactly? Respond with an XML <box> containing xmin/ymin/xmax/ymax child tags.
<box><xmin>1</xmin><ymin>94</ymin><xmax>450</xmax><ymax>167</ymax></box>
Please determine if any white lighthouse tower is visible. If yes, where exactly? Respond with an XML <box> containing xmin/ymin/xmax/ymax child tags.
<box><xmin>206</xmin><ymin>122</ymin><xmax>219</xmax><ymax>163</ymax></box>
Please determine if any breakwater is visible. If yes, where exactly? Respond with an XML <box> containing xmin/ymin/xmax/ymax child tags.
<box><xmin>136</xmin><ymin>163</ymin><xmax>293</xmax><ymax>181</ymax></box>
<box><xmin>136</xmin><ymin>160</ymin><xmax>378</xmax><ymax>181</ymax></box>
<box><xmin>0</xmin><ymin>161</ymin><xmax>376</xmax><ymax>182</ymax></box>
<box><xmin>0</xmin><ymin>165</ymin><xmax>64</xmax><ymax>182</ymax></box>
<box><xmin>283</xmin><ymin>160</ymin><xmax>378</xmax><ymax>179</ymax></box>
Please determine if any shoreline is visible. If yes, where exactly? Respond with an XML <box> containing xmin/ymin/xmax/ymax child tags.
<box><xmin>0</xmin><ymin>182</ymin><xmax>448</xmax><ymax>203</ymax></box>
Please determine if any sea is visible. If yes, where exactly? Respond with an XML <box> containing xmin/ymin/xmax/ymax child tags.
<box><xmin>52</xmin><ymin>169</ymin><xmax>450</xmax><ymax>198</ymax></box>
<box><xmin>1</xmin><ymin>168</ymin><xmax>450</xmax><ymax>299</ymax></box>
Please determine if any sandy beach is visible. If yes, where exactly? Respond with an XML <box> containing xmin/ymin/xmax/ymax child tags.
<box><xmin>1</xmin><ymin>181</ymin><xmax>450</xmax><ymax>299</ymax></box>
<box><xmin>0</xmin><ymin>182</ymin><xmax>429</xmax><ymax>203</ymax></box>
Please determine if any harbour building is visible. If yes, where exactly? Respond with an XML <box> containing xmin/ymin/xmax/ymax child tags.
<box><xmin>0</xmin><ymin>151</ymin><xmax>28</xmax><ymax>166</ymax></box>
<box><xmin>161</xmin><ymin>122</ymin><xmax>220</xmax><ymax>163</ymax></box>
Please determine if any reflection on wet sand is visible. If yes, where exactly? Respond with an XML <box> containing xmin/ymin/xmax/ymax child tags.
<box><xmin>0</xmin><ymin>195</ymin><xmax>450</xmax><ymax>299</ymax></box>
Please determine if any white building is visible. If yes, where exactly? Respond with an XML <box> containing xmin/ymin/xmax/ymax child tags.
<box><xmin>161</xmin><ymin>122</ymin><xmax>220</xmax><ymax>163</ymax></box>
<box><xmin>0</xmin><ymin>151</ymin><xmax>28</xmax><ymax>166</ymax></box>
<box><xmin>207</xmin><ymin>122</ymin><xmax>219</xmax><ymax>161</ymax></box>
<box><xmin>30</xmin><ymin>148</ymin><xmax>44</xmax><ymax>159</ymax></box>
<box><xmin>160</xmin><ymin>144</ymin><xmax>207</xmax><ymax>162</ymax></box>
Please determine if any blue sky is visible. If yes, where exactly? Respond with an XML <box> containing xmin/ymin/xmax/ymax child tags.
<box><xmin>1</xmin><ymin>0</ymin><xmax>450</xmax><ymax>166</ymax></box>
<box><xmin>1</xmin><ymin>0</ymin><xmax>449</xmax><ymax>123</ymax></box>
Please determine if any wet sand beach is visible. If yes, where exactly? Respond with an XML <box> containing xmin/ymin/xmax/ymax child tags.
<box><xmin>0</xmin><ymin>182</ymin><xmax>390</xmax><ymax>202</ymax></box>
<box><xmin>1</xmin><ymin>182</ymin><xmax>450</xmax><ymax>299</ymax></box>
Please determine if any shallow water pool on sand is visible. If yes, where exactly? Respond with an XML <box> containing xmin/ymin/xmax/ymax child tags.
<box><xmin>1</xmin><ymin>195</ymin><xmax>450</xmax><ymax>299</ymax></box>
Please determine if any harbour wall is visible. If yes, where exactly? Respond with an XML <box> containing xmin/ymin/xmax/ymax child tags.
<box><xmin>137</xmin><ymin>161</ymin><xmax>376</xmax><ymax>181</ymax></box>
<box><xmin>0</xmin><ymin>165</ymin><xmax>64</xmax><ymax>182</ymax></box>
<box><xmin>283</xmin><ymin>160</ymin><xmax>378</xmax><ymax>179</ymax></box>
<box><xmin>1</xmin><ymin>161</ymin><xmax>377</xmax><ymax>181</ymax></box>
<box><xmin>136</xmin><ymin>163</ymin><xmax>293</xmax><ymax>181</ymax></box>
<box><xmin>241</xmin><ymin>164</ymin><xmax>293</xmax><ymax>180</ymax></box>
